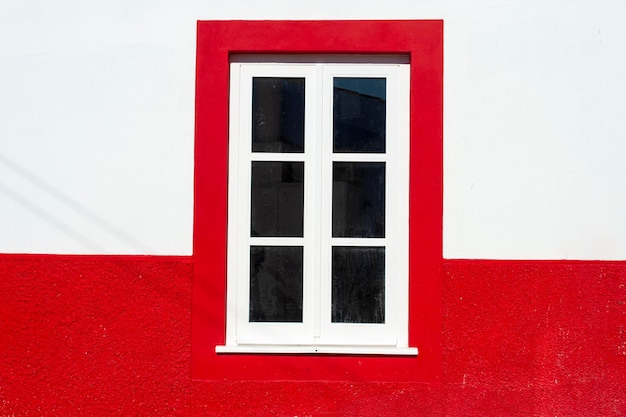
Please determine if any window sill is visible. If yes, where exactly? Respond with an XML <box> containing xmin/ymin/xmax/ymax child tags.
<box><xmin>216</xmin><ymin>345</ymin><xmax>418</xmax><ymax>356</ymax></box>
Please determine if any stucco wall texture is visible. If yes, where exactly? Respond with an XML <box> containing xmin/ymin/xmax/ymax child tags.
<box><xmin>1</xmin><ymin>255</ymin><xmax>624</xmax><ymax>416</ymax></box>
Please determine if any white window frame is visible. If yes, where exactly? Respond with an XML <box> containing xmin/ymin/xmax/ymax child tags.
<box><xmin>218</xmin><ymin>55</ymin><xmax>415</xmax><ymax>355</ymax></box>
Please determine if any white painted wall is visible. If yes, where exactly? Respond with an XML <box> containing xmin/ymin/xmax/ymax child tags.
<box><xmin>1</xmin><ymin>0</ymin><xmax>625</xmax><ymax>259</ymax></box>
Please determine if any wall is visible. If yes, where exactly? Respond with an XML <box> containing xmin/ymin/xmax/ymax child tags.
<box><xmin>1</xmin><ymin>0</ymin><xmax>626</xmax><ymax>259</ymax></box>
<box><xmin>2</xmin><ymin>0</ymin><xmax>626</xmax><ymax>415</ymax></box>
<box><xmin>1</xmin><ymin>256</ymin><xmax>624</xmax><ymax>415</ymax></box>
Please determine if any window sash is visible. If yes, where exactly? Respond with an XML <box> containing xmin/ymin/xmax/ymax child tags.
<box><xmin>225</xmin><ymin>59</ymin><xmax>410</xmax><ymax>351</ymax></box>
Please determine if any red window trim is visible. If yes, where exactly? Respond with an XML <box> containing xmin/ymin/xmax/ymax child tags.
<box><xmin>192</xmin><ymin>20</ymin><xmax>443</xmax><ymax>382</ymax></box>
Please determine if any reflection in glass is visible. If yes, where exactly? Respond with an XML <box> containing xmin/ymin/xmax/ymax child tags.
<box><xmin>332</xmin><ymin>246</ymin><xmax>385</xmax><ymax>323</ymax></box>
<box><xmin>251</xmin><ymin>161</ymin><xmax>304</xmax><ymax>237</ymax></box>
<box><xmin>252</xmin><ymin>77</ymin><xmax>305</xmax><ymax>153</ymax></box>
<box><xmin>250</xmin><ymin>246</ymin><xmax>303</xmax><ymax>322</ymax></box>
<box><xmin>332</xmin><ymin>162</ymin><xmax>385</xmax><ymax>238</ymax></box>
<box><xmin>333</xmin><ymin>77</ymin><xmax>386</xmax><ymax>153</ymax></box>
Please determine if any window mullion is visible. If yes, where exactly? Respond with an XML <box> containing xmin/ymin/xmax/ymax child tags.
<box><xmin>310</xmin><ymin>64</ymin><xmax>324</xmax><ymax>340</ymax></box>
<box><xmin>318</xmin><ymin>64</ymin><xmax>335</xmax><ymax>341</ymax></box>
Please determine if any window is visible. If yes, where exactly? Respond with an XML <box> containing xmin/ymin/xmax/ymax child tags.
<box><xmin>219</xmin><ymin>57</ymin><xmax>414</xmax><ymax>354</ymax></box>
<box><xmin>193</xmin><ymin>20</ymin><xmax>443</xmax><ymax>381</ymax></box>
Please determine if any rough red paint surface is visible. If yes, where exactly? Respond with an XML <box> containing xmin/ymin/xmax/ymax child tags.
<box><xmin>1</xmin><ymin>255</ymin><xmax>624</xmax><ymax>415</ymax></box>
<box><xmin>193</xmin><ymin>20</ymin><xmax>444</xmax><ymax>382</ymax></box>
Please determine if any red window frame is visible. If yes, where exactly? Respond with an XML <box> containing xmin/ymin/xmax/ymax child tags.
<box><xmin>192</xmin><ymin>20</ymin><xmax>443</xmax><ymax>382</ymax></box>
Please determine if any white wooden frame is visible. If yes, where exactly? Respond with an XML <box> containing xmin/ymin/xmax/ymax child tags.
<box><xmin>218</xmin><ymin>57</ymin><xmax>415</xmax><ymax>355</ymax></box>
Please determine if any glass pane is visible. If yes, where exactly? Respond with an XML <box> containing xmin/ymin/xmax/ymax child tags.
<box><xmin>251</xmin><ymin>161</ymin><xmax>304</xmax><ymax>237</ymax></box>
<box><xmin>333</xmin><ymin>77</ymin><xmax>386</xmax><ymax>153</ymax></box>
<box><xmin>332</xmin><ymin>162</ymin><xmax>385</xmax><ymax>238</ymax></box>
<box><xmin>332</xmin><ymin>246</ymin><xmax>385</xmax><ymax>323</ymax></box>
<box><xmin>250</xmin><ymin>246</ymin><xmax>303</xmax><ymax>322</ymax></box>
<box><xmin>252</xmin><ymin>77</ymin><xmax>305</xmax><ymax>153</ymax></box>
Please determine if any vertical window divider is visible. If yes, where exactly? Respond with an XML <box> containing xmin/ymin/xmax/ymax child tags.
<box><xmin>312</xmin><ymin>63</ymin><xmax>324</xmax><ymax>340</ymax></box>
<box><xmin>318</xmin><ymin>64</ymin><xmax>334</xmax><ymax>340</ymax></box>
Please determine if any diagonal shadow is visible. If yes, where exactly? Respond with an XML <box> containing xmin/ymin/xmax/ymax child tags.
<box><xmin>0</xmin><ymin>153</ymin><xmax>153</xmax><ymax>253</ymax></box>
<box><xmin>0</xmin><ymin>181</ymin><xmax>105</xmax><ymax>252</ymax></box>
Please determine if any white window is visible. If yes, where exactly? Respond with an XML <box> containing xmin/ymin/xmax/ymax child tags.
<box><xmin>218</xmin><ymin>56</ymin><xmax>415</xmax><ymax>355</ymax></box>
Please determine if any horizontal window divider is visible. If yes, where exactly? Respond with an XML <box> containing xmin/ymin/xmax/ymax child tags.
<box><xmin>216</xmin><ymin>345</ymin><xmax>418</xmax><ymax>356</ymax></box>
<box><xmin>249</xmin><ymin>153</ymin><xmax>307</xmax><ymax>161</ymax></box>
<box><xmin>248</xmin><ymin>237</ymin><xmax>306</xmax><ymax>246</ymax></box>
<box><xmin>329</xmin><ymin>238</ymin><xmax>386</xmax><ymax>246</ymax></box>
<box><xmin>330</xmin><ymin>154</ymin><xmax>388</xmax><ymax>162</ymax></box>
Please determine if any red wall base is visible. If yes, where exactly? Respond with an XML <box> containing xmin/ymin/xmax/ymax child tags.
<box><xmin>1</xmin><ymin>255</ymin><xmax>624</xmax><ymax>416</ymax></box>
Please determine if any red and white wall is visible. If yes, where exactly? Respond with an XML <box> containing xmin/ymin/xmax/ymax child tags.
<box><xmin>1</xmin><ymin>1</ymin><xmax>625</xmax><ymax>415</ymax></box>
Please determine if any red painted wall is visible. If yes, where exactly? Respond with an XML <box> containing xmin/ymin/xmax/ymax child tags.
<box><xmin>1</xmin><ymin>255</ymin><xmax>624</xmax><ymax>415</ymax></box>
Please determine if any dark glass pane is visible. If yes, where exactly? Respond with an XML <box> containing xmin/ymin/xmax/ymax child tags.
<box><xmin>252</xmin><ymin>77</ymin><xmax>305</xmax><ymax>153</ymax></box>
<box><xmin>332</xmin><ymin>246</ymin><xmax>385</xmax><ymax>323</ymax></box>
<box><xmin>250</xmin><ymin>246</ymin><xmax>303</xmax><ymax>322</ymax></box>
<box><xmin>251</xmin><ymin>161</ymin><xmax>304</xmax><ymax>237</ymax></box>
<box><xmin>332</xmin><ymin>162</ymin><xmax>385</xmax><ymax>238</ymax></box>
<box><xmin>333</xmin><ymin>77</ymin><xmax>386</xmax><ymax>153</ymax></box>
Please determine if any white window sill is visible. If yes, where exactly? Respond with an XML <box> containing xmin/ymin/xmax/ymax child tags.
<box><xmin>216</xmin><ymin>345</ymin><xmax>418</xmax><ymax>356</ymax></box>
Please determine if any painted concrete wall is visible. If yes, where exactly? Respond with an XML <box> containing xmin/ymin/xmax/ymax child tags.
<box><xmin>2</xmin><ymin>0</ymin><xmax>626</xmax><ymax>258</ymax></box>
<box><xmin>2</xmin><ymin>3</ymin><xmax>625</xmax><ymax>415</ymax></box>
<box><xmin>1</xmin><ymin>256</ymin><xmax>624</xmax><ymax>415</ymax></box>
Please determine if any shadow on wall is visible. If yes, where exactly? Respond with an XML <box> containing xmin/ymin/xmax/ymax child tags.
<box><xmin>0</xmin><ymin>153</ymin><xmax>152</xmax><ymax>253</ymax></box>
